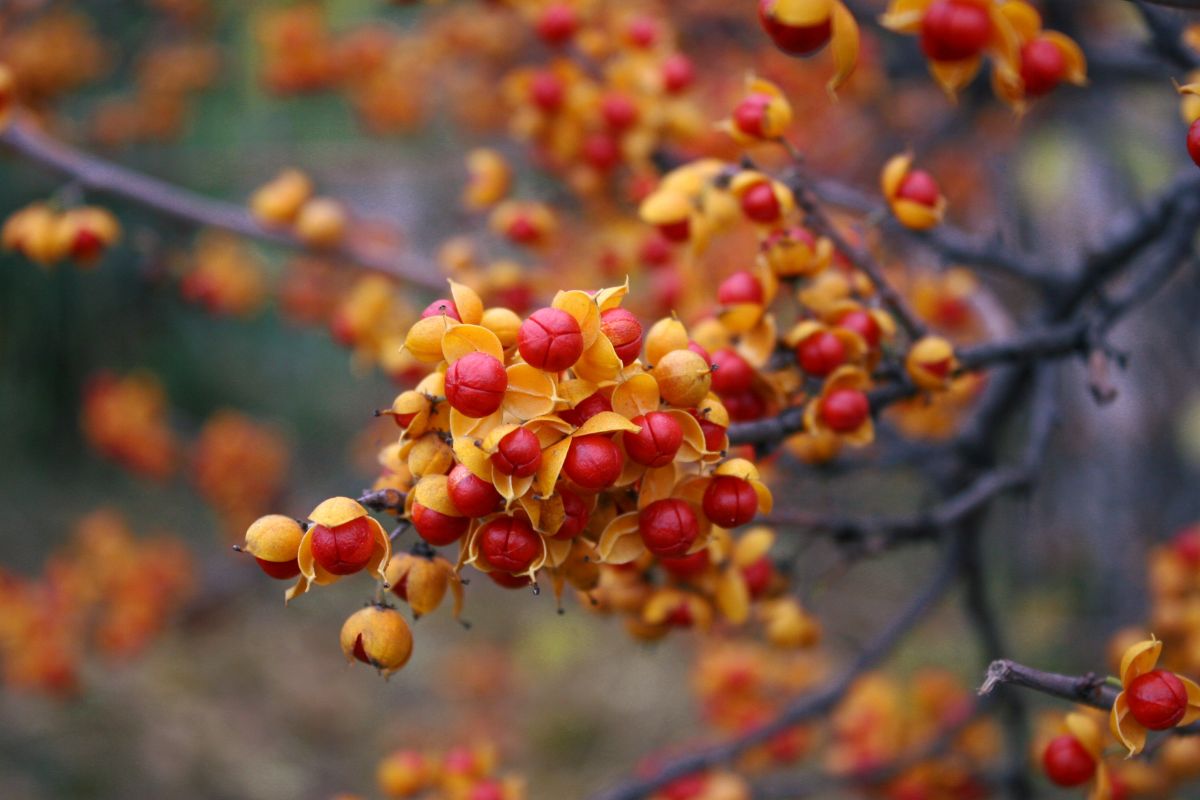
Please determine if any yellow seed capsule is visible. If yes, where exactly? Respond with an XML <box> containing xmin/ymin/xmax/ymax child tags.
<box><xmin>376</xmin><ymin>749</ymin><xmax>433</xmax><ymax>798</ymax></box>
<box><xmin>405</xmin><ymin>434</ymin><xmax>455</xmax><ymax>478</ymax></box>
<box><xmin>295</xmin><ymin>197</ymin><xmax>347</xmax><ymax>248</ymax></box>
<box><xmin>340</xmin><ymin>605</ymin><xmax>413</xmax><ymax>677</ymax></box>
<box><xmin>54</xmin><ymin>207</ymin><xmax>121</xmax><ymax>266</ymax></box>
<box><xmin>243</xmin><ymin>514</ymin><xmax>304</xmax><ymax>562</ymax></box>
<box><xmin>904</xmin><ymin>336</ymin><xmax>957</xmax><ymax>391</ymax></box>
<box><xmin>480</xmin><ymin>307</ymin><xmax>522</xmax><ymax>349</ymax></box>
<box><xmin>652</xmin><ymin>349</ymin><xmax>712</xmax><ymax>408</ymax></box>
<box><xmin>250</xmin><ymin>169</ymin><xmax>313</xmax><ymax>226</ymax></box>
<box><xmin>644</xmin><ymin>317</ymin><xmax>689</xmax><ymax>365</ymax></box>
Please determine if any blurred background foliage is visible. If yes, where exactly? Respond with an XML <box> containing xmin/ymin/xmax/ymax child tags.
<box><xmin>2</xmin><ymin>1</ymin><xmax>1200</xmax><ymax>799</ymax></box>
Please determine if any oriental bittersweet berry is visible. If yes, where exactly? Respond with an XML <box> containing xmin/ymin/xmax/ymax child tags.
<box><xmin>560</xmin><ymin>391</ymin><xmax>612</xmax><ymax>427</ymax></box>
<box><xmin>739</xmin><ymin>180</ymin><xmax>784</xmax><ymax>224</ymax></box>
<box><xmin>895</xmin><ymin>170</ymin><xmax>941</xmax><ymax>207</ymax></box>
<box><xmin>758</xmin><ymin>0</ymin><xmax>833</xmax><ymax>55</ymax></box>
<box><xmin>444</xmin><ymin>352</ymin><xmax>507</xmax><ymax>418</ymax></box>
<box><xmin>553</xmin><ymin>489</ymin><xmax>590</xmax><ymax>540</ymax></box>
<box><xmin>600</xmin><ymin>308</ymin><xmax>644</xmax><ymax>366</ymax></box>
<box><xmin>702</xmin><ymin>475</ymin><xmax>759</xmax><ymax>528</ymax></box>
<box><xmin>1042</xmin><ymin>735</ymin><xmax>1095</xmax><ymax>787</ymax></box>
<box><xmin>340</xmin><ymin>605</ymin><xmax>413</xmax><ymax>677</ymax></box>
<box><xmin>836</xmin><ymin>309</ymin><xmax>881</xmax><ymax>347</ymax></box>
<box><xmin>1187</xmin><ymin>119</ymin><xmax>1200</xmax><ymax>168</ymax></box>
<box><xmin>535</xmin><ymin>3</ymin><xmax>578</xmax><ymax>46</ymax></box>
<box><xmin>478</xmin><ymin>515</ymin><xmax>541</xmax><ymax>573</ymax></box>
<box><xmin>518</xmin><ymin>307</ymin><xmax>584</xmax><ymax>371</ymax></box>
<box><xmin>640</xmin><ymin>499</ymin><xmax>700</xmax><ymax>558</ymax></box>
<box><xmin>796</xmin><ymin>331</ymin><xmax>846</xmax><ymax>377</ymax></box>
<box><xmin>919</xmin><ymin>1</ymin><xmax>991</xmax><ymax>62</ymax></box>
<box><xmin>653</xmin><ymin>349</ymin><xmax>713</xmax><ymax>408</ymax></box>
<box><xmin>564</xmin><ymin>434</ymin><xmax>623</xmax><ymax>490</ymax></box>
<box><xmin>243</xmin><ymin>514</ymin><xmax>304</xmax><ymax>579</ymax></box>
<box><xmin>421</xmin><ymin>298</ymin><xmax>461</xmax><ymax>321</ymax></box>
<box><xmin>1020</xmin><ymin>38</ymin><xmax>1067</xmax><ymax>97</ymax></box>
<box><xmin>717</xmin><ymin>270</ymin><xmax>764</xmax><ymax>305</ymax></box>
<box><xmin>820</xmin><ymin>388</ymin><xmax>870</xmax><ymax>433</ymax></box>
<box><xmin>624</xmin><ymin>411</ymin><xmax>684</xmax><ymax>468</ymax></box>
<box><xmin>491</xmin><ymin>427</ymin><xmax>542</xmax><ymax>478</ymax></box>
<box><xmin>1127</xmin><ymin>670</ymin><xmax>1189</xmax><ymax>730</ymax></box>
<box><xmin>447</xmin><ymin>464</ymin><xmax>502</xmax><ymax>517</ymax></box>
<box><xmin>659</xmin><ymin>549</ymin><xmax>711</xmax><ymax>579</ymax></box>
<box><xmin>662</xmin><ymin>54</ymin><xmax>695</xmax><ymax>94</ymax></box>
<box><xmin>412</xmin><ymin>502</ymin><xmax>470</xmax><ymax>546</ymax></box>
<box><xmin>310</xmin><ymin>516</ymin><xmax>376</xmax><ymax>575</ymax></box>
<box><xmin>710</xmin><ymin>348</ymin><xmax>755</xmax><ymax>395</ymax></box>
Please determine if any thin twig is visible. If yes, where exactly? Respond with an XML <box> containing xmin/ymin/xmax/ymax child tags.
<box><xmin>0</xmin><ymin>116</ymin><xmax>446</xmax><ymax>290</ymax></box>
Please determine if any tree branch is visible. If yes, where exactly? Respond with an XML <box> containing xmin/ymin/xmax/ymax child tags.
<box><xmin>588</xmin><ymin>539</ymin><xmax>963</xmax><ymax>800</ymax></box>
<box><xmin>0</xmin><ymin>116</ymin><xmax>446</xmax><ymax>291</ymax></box>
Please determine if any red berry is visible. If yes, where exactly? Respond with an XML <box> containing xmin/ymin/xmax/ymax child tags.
<box><xmin>690</xmin><ymin>412</ymin><xmax>727</xmax><ymax>452</ymax></box>
<box><xmin>710</xmin><ymin>348</ymin><xmax>755</xmax><ymax>395</ymax></box>
<box><xmin>560</xmin><ymin>391</ymin><xmax>613</xmax><ymax>427</ymax></box>
<box><xmin>255</xmin><ymin>556</ymin><xmax>301</xmax><ymax>580</ymax></box>
<box><xmin>639</xmin><ymin>499</ymin><xmax>699</xmax><ymax>557</ymax></box>
<box><xmin>717</xmin><ymin>270</ymin><xmax>764</xmax><ymax>305</ymax></box>
<box><xmin>492</xmin><ymin>427</ymin><xmax>543</xmax><ymax>478</ymax></box>
<box><xmin>421</xmin><ymin>298</ymin><xmax>461</xmax><ymax>321</ymax></box>
<box><xmin>626</xmin><ymin>15</ymin><xmax>658</xmax><ymax>48</ymax></box>
<box><xmin>1019</xmin><ymin>39</ymin><xmax>1067</xmax><ymax>97</ymax></box>
<box><xmin>702</xmin><ymin>475</ymin><xmax>759</xmax><ymax>528</ymax></box>
<box><xmin>624</xmin><ymin>411</ymin><xmax>684</xmax><ymax>468</ymax></box>
<box><xmin>447</xmin><ymin>464</ymin><xmax>502</xmax><ymax>517</ymax></box>
<box><xmin>1127</xmin><ymin>669</ymin><xmax>1189</xmax><ymax>730</ymax></box>
<box><xmin>600</xmin><ymin>308</ymin><xmax>644</xmax><ymax>365</ymax></box>
<box><xmin>478</xmin><ymin>515</ymin><xmax>541</xmax><ymax>573</ymax></box>
<box><xmin>919</xmin><ymin>1</ymin><xmax>992</xmax><ymax>62</ymax></box>
<box><xmin>658</xmin><ymin>218</ymin><xmax>691</xmax><ymax>243</ymax></box>
<box><xmin>820</xmin><ymin>389</ymin><xmax>870</xmax><ymax>432</ymax></box>
<box><xmin>741</xmin><ymin>556</ymin><xmax>773</xmax><ymax>597</ymax></box>
<box><xmin>602</xmin><ymin>92</ymin><xmax>638</xmax><ymax>130</ymax></box>
<box><xmin>686</xmin><ymin>340</ymin><xmax>710</xmax><ymax>362</ymax></box>
<box><xmin>796</xmin><ymin>331</ymin><xmax>847</xmax><ymax>377</ymax></box>
<box><xmin>658</xmin><ymin>549</ymin><xmax>711</xmax><ymax>579</ymax></box>
<box><xmin>758</xmin><ymin>0</ymin><xmax>833</xmax><ymax>55</ymax></box>
<box><xmin>554</xmin><ymin>489</ymin><xmax>590</xmax><ymax>540</ymax></box>
<box><xmin>661</xmin><ymin>773</ymin><xmax>707</xmax><ymax>800</ymax></box>
<box><xmin>723</xmin><ymin>390</ymin><xmax>767</xmax><ymax>422</ymax></box>
<box><xmin>1188</xmin><ymin>119</ymin><xmax>1200</xmax><ymax>169</ymax></box>
<box><xmin>896</xmin><ymin>170</ymin><xmax>941</xmax><ymax>207</ymax></box>
<box><xmin>468</xmin><ymin>780</ymin><xmax>506</xmax><ymax>800</ymax></box>
<box><xmin>732</xmin><ymin>94</ymin><xmax>771</xmax><ymax>139</ymax></box>
<box><xmin>488</xmin><ymin>569</ymin><xmax>533</xmax><ymax>589</ymax></box>
<box><xmin>1174</xmin><ymin>525</ymin><xmax>1200</xmax><ymax>566</ymax></box>
<box><xmin>666</xmin><ymin>601</ymin><xmax>695</xmax><ymax>627</ymax></box>
<box><xmin>640</xmin><ymin>233</ymin><xmax>673</xmax><ymax>267</ymax></box>
<box><xmin>1042</xmin><ymin>734</ymin><xmax>1095</xmax><ymax>787</ymax></box>
<box><xmin>309</xmin><ymin>517</ymin><xmax>376</xmax><ymax>575</ymax></box>
<box><xmin>445</xmin><ymin>352</ymin><xmax>508</xmax><ymax>418</ymax></box>
<box><xmin>662</xmin><ymin>54</ymin><xmax>695</xmax><ymax>93</ymax></box>
<box><xmin>506</xmin><ymin>215</ymin><xmax>541</xmax><ymax>244</ymax></box>
<box><xmin>519</xmin><ymin>307</ymin><xmax>584</xmax><ymax>371</ymax></box>
<box><xmin>583</xmin><ymin>133</ymin><xmax>621</xmax><ymax>172</ymax></box>
<box><xmin>740</xmin><ymin>181</ymin><xmax>783</xmax><ymax>223</ymax></box>
<box><xmin>535</xmin><ymin>3</ymin><xmax>577</xmax><ymax>45</ymax></box>
<box><xmin>837</xmin><ymin>309</ymin><xmax>881</xmax><ymax>347</ymax></box>
<box><xmin>412</xmin><ymin>502</ymin><xmax>470</xmax><ymax>546</ymax></box>
<box><xmin>530</xmin><ymin>71</ymin><xmax>565</xmax><ymax>111</ymax></box>
<box><xmin>564</xmin><ymin>434</ymin><xmax>623</xmax><ymax>490</ymax></box>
